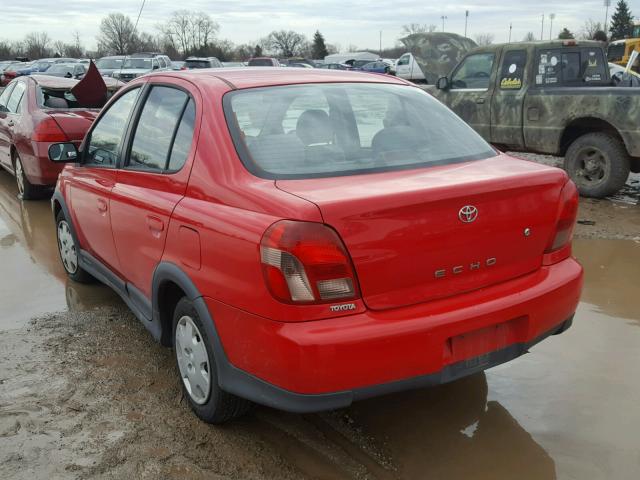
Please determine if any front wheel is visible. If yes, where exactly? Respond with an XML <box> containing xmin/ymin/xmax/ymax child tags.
<box><xmin>55</xmin><ymin>210</ymin><xmax>94</xmax><ymax>283</ymax></box>
<box><xmin>172</xmin><ymin>297</ymin><xmax>252</xmax><ymax>423</ymax></box>
<box><xmin>564</xmin><ymin>132</ymin><xmax>630</xmax><ymax>198</ymax></box>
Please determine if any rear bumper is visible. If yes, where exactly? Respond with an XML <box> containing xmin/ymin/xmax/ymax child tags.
<box><xmin>206</xmin><ymin>257</ymin><xmax>583</xmax><ymax>412</ymax></box>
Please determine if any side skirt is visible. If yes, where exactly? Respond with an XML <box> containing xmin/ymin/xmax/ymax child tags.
<box><xmin>78</xmin><ymin>249</ymin><xmax>161</xmax><ymax>341</ymax></box>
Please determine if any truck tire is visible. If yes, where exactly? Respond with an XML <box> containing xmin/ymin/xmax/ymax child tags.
<box><xmin>564</xmin><ymin>132</ymin><xmax>630</xmax><ymax>198</ymax></box>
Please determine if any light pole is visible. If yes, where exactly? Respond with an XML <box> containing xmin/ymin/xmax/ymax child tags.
<box><xmin>549</xmin><ymin>13</ymin><xmax>556</xmax><ymax>40</ymax></box>
<box><xmin>441</xmin><ymin>15</ymin><xmax>447</xmax><ymax>32</ymax></box>
<box><xmin>379</xmin><ymin>30</ymin><xmax>382</xmax><ymax>56</ymax></box>
<box><xmin>604</xmin><ymin>0</ymin><xmax>611</xmax><ymax>33</ymax></box>
<box><xmin>465</xmin><ymin>10</ymin><xmax>469</xmax><ymax>37</ymax></box>
<box><xmin>509</xmin><ymin>23</ymin><xmax>513</xmax><ymax>43</ymax></box>
<box><xmin>541</xmin><ymin>14</ymin><xmax>545</xmax><ymax>41</ymax></box>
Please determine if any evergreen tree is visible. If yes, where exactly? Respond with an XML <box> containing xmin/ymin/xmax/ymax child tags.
<box><xmin>311</xmin><ymin>30</ymin><xmax>328</xmax><ymax>60</ymax></box>
<box><xmin>609</xmin><ymin>0</ymin><xmax>634</xmax><ymax>40</ymax></box>
<box><xmin>558</xmin><ymin>28</ymin><xmax>575</xmax><ymax>39</ymax></box>
<box><xmin>253</xmin><ymin>44</ymin><xmax>263</xmax><ymax>57</ymax></box>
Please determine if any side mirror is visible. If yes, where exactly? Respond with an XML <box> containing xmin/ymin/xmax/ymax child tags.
<box><xmin>64</xmin><ymin>72</ymin><xmax>73</xmax><ymax>78</ymax></box>
<box><xmin>436</xmin><ymin>77</ymin><xmax>450</xmax><ymax>90</ymax></box>
<box><xmin>49</xmin><ymin>143</ymin><xmax>78</xmax><ymax>162</ymax></box>
<box><xmin>152</xmin><ymin>65</ymin><xmax>159</xmax><ymax>70</ymax></box>
<box><xmin>0</xmin><ymin>105</ymin><xmax>8</xmax><ymax>113</ymax></box>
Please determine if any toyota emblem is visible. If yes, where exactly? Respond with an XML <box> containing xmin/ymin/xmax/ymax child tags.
<box><xmin>458</xmin><ymin>205</ymin><xmax>478</xmax><ymax>223</ymax></box>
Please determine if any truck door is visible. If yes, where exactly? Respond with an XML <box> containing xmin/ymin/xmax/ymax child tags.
<box><xmin>491</xmin><ymin>49</ymin><xmax>528</xmax><ymax>149</ymax></box>
<box><xmin>439</xmin><ymin>52</ymin><xmax>496</xmax><ymax>140</ymax></box>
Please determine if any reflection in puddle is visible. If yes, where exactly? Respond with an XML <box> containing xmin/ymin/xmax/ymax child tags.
<box><xmin>0</xmin><ymin>172</ymin><xmax>119</xmax><ymax>330</ymax></box>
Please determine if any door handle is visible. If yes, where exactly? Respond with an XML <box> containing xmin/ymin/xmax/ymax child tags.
<box><xmin>7</xmin><ymin>120</ymin><xmax>14</xmax><ymax>127</ymax></box>
<box><xmin>146</xmin><ymin>216</ymin><xmax>164</xmax><ymax>233</ymax></box>
<box><xmin>97</xmin><ymin>198</ymin><xmax>108</xmax><ymax>213</ymax></box>
<box><xmin>476</xmin><ymin>98</ymin><xmax>486</xmax><ymax>104</ymax></box>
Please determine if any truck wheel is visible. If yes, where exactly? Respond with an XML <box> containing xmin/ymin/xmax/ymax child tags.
<box><xmin>172</xmin><ymin>297</ymin><xmax>252</xmax><ymax>424</ymax></box>
<box><xmin>564</xmin><ymin>132</ymin><xmax>630</xmax><ymax>198</ymax></box>
<box><xmin>14</xmin><ymin>153</ymin><xmax>41</xmax><ymax>200</ymax></box>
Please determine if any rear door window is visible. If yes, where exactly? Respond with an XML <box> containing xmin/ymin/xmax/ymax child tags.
<box><xmin>535</xmin><ymin>48</ymin><xmax>607</xmax><ymax>86</ymax></box>
<box><xmin>499</xmin><ymin>50</ymin><xmax>527</xmax><ymax>90</ymax></box>
<box><xmin>127</xmin><ymin>86</ymin><xmax>191</xmax><ymax>172</ymax></box>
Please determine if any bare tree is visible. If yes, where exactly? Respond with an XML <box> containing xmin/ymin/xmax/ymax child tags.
<box><xmin>264</xmin><ymin>30</ymin><xmax>307</xmax><ymax>57</ymax></box>
<box><xmin>66</xmin><ymin>32</ymin><xmax>85</xmax><ymax>58</ymax></box>
<box><xmin>474</xmin><ymin>33</ymin><xmax>495</xmax><ymax>46</ymax></box>
<box><xmin>522</xmin><ymin>32</ymin><xmax>536</xmax><ymax>42</ymax></box>
<box><xmin>579</xmin><ymin>19</ymin><xmax>604</xmax><ymax>40</ymax></box>
<box><xmin>158</xmin><ymin>10</ymin><xmax>219</xmax><ymax>57</ymax></box>
<box><xmin>402</xmin><ymin>23</ymin><xmax>438</xmax><ymax>35</ymax></box>
<box><xmin>97</xmin><ymin>13</ymin><xmax>138</xmax><ymax>55</ymax></box>
<box><xmin>24</xmin><ymin>32</ymin><xmax>52</xmax><ymax>59</ymax></box>
<box><xmin>347</xmin><ymin>44</ymin><xmax>359</xmax><ymax>52</ymax></box>
<box><xmin>53</xmin><ymin>40</ymin><xmax>66</xmax><ymax>57</ymax></box>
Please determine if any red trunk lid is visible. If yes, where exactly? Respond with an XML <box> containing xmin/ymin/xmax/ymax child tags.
<box><xmin>277</xmin><ymin>155</ymin><xmax>568</xmax><ymax>311</ymax></box>
<box><xmin>48</xmin><ymin>110</ymin><xmax>99</xmax><ymax>142</ymax></box>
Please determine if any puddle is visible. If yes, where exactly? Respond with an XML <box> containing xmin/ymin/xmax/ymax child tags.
<box><xmin>0</xmin><ymin>172</ymin><xmax>120</xmax><ymax>330</ymax></box>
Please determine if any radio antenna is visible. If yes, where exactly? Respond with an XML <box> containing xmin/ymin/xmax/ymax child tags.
<box><xmin>116</xmin><ymin>0</ymin><xmax>148</xmax><ymax>79</ymax></box>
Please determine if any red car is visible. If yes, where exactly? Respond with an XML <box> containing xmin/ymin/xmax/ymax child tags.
<box><xmin>0</xmin><ymin>75</ymin><xmax>121</xmax><ymax>199</ymax></box>
<box><xmin>49</xmin><ymin>68</ymin><xmax>583</xmax><ymax>423</ymax></box>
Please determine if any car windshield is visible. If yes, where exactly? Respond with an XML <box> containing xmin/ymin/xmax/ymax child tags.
<box><xmin>185</xmin><ymin>60</ymin><xmax>211</xmax><ymax>69</ymax></box>
<box><xmin>122</xmin><ymin>58</ymin><xmax>152</xmax><ymax>69</ymax></box>
<box><xmin>96</xmin><ymin>58</ymin><xmax>123</xmax><ymax>69</ymax></box>
<box><xmin>224</xmin><ymin>83</ymin><xmax>496</xmax><ymax>179</ymax></box>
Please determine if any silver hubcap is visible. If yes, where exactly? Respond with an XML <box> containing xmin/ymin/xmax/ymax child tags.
<box><xmin>15</xmin><ymin>160</ymin><xmax>24</xmax><ymax>195</ymax></box>
<box><xmin>175</xmin><ymin>316</ymin><xmax>211</xmax><ymax>405</ymax></box>
<box><xmin>57</xmin><ymin>221</ymin><xmax>78</xmax><ymax>274</ymax></box>
<box><xmin>576</xmin><ymin>148</ymin><xmax>607</xmax><ymax>186</ymax></box>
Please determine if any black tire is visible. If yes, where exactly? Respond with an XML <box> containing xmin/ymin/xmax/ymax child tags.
<box><xmin>14</xmin><ymin>153</ymin><xmax>42</xmax><ymax>200</ymax></box>
<box><xmin>172</xmin><ymin>297</ymin><xmax>252</xmax><ymax>424</ymax></box>
<box><xmin>55</xmin><ymin>210</ymin><xmax>94</xmax><ymax>283</ymax></box>
<box><xmin>564</xmin><ymin>132</ymin><xmax>630</xmax><ymax>198</ymax></box>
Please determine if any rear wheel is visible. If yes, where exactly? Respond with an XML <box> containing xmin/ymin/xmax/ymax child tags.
<box><xmin>172</xmin><ymin>297</ymin><xmax>252</xmax><ymax>423</ymax></box>
<box><xmin>564</xmin><ymin>132</ymin><xmax>630</xmax><ymax>198</ymax></box>
<box><xmin>14</xmin><ymin>153</ymin><xmax>41</xmax><ymax>200</ymax></box>
<box><xmin>55</xmin><ymin>210</ymin><xmax>94</xmax><ymax>283</ymax></box>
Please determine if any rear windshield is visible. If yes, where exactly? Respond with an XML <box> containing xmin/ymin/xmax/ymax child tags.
<box><xmin>248</xmin><ymin>58</ymin><xmax>273</xmax><ymax>66</ymax></box>
<box><xmin>96</xmin><ymin>58</ymin><xmax>123</xmax><ymax>69</ymax></box>
<box><xmin>224</xmin><ymin>83</ymin><xmax>496</xmax><ymax>179</ymax></box>
<box><xmin>185</xmin><ymin>60</ymin><xmax>211</xmax><ymax>69</ymax></box>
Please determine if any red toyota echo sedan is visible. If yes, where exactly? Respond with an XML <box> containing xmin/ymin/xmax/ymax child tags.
<box><xmin>48</xmin><ymin>68</ymin><xmax>583</xmax><ymax>423</ymax></box>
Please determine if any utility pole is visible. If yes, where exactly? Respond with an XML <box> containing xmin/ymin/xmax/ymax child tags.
<box><xmin>509</xmin><ymin>23</ymin><xmax>513</xmax><ymax>43</ymax></box>
<box><xmin>541</xmin><ymin>14</ymin><xmax>545</xmax><ymax>41</ymax></box>
<box><xmin>441</xmin><ymin>15</ymin><xmax>447</xmax><ymax>32</ymax></box>
<box><xmin>549</xmin><ymin>13</ymin><xmax>556</xmax><ymax>40</ymax></box>
<box><xmin>604</xmin><ymin>0</ymin><xmax>611</xmax><ymax>33</ymax></box>
<box><xmin>465</xmin><ymin>10</ymin><xmax>469</xmax><ymax>37</ymax></box>
<box><xmin>379</xmin><ymin>30</ymin><xmax>382</xmax><ymax>56</ymax></box>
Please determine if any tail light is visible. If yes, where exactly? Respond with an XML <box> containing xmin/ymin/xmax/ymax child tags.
<box><xmin>544</xmin><ymin>180</ymin><xmax>579</xmax><ymax>263</ymax></box>
<box><xmin>260</xmin><ymin>220</ymin><xmax>360</xmax><ymax>304</ymax></box>
<box><xmin>32</xmin><ymin>117</ymin><xmax>69</xmax><ymax>142</ymax></box>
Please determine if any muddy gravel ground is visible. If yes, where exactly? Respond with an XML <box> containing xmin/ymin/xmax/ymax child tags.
<box><xmin>0</xmin><ymin>156</ymin><xmax>639</xmax><ymax>479</ymax></box>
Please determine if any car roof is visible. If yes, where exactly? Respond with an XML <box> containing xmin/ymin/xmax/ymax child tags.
<box><xmin>475</xmin><ymin>39</ymin><xmax>604</xmax><ymax>53</ymax></box>
<box><xmin>145</xmin><ymin>67</ymin><xmax>410</xmax><ymax>90</ymax></box>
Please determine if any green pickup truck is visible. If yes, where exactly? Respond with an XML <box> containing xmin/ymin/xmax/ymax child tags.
<box><xmin>429</xmin><ymin>40</ymin><xmax>639</xmax><ymax>198</ymax></box>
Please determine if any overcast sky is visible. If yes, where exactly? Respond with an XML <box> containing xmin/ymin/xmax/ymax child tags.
<box><xmin>2</xmin><ymin>1</ymin><xmax>637</xmax><ymax>52</ymax></box>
